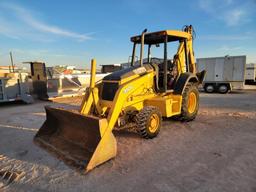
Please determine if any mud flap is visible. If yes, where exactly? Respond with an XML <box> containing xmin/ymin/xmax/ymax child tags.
<box><xmin>34</xmin><ymin>106</ymin><xmax>117</xmax><ymax>172</ymax></box>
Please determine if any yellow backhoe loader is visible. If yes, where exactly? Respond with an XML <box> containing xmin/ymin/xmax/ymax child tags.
<box><xmin>34</xmin><ymin>25</ymin><xmax>206</xmax><ymax>172</ymax></box>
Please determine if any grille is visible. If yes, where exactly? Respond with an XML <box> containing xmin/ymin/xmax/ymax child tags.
<box><xmin>102</xmin><ymin>82</ymin><xmax>119</xmax><ymax>101</ymax></box>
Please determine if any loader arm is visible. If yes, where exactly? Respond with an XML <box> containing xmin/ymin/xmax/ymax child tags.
<box><xmin>101</xmin><ymin>70</ymin><xmax>156</xmax><ymax>136</ymax></box>
<box><xmin>83</xmin><ymin>67</ymin><xmax>156</xmax><ymax>171</ymax></box>
<box><xmin>81</xmin><ymin>60</ymin><xmax>156</xmax><ymax>136</ymax></box>
<box><xmin>80</xmin><ymin>59</ymin><xmax>102</xmax><ymax>115</ymax></box>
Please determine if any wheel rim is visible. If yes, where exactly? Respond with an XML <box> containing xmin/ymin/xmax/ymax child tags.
<box><xmin>188</xmin><ymin>92</ymin><xmax>197</xmax><ymax>114</ymax></box>
<box><xmin>206</xmin><ymin>85</ymin><xmax>214</xmax><ymax>92</ymax></box>
<box><xmin>148</xmin><ymin>114</ymin><xmax>159</xmax><ymax>133</ymax></box>
<box><xmin>219</xmin><ymin>85</ymin><xmax>227</xmax><ymax>93</ymax></box>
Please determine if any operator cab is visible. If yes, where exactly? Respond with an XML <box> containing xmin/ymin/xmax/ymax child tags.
<box><xmin>150</xmin><ymin>57</ymin><xmax>178</xmax><ymax>90</ymax></box>
<box><xmin>130</xmin><ymin>30</ymin><xmax>192</xmax><ymax>92</ymax></box>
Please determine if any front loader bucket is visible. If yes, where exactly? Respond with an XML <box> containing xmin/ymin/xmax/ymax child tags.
<box><xmin>34</xmin><ymin>106</ymin><xmax>117</xmax><ymax>172</ymax></box>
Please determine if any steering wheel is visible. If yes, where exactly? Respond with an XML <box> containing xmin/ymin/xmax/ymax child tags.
<box><xmin>150</xmin><ymin>57</ymin><xmax>164</xmax><ymax>64</ymax></box>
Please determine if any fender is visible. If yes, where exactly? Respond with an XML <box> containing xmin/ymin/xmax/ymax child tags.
<box><xmin>173</xmin><ymin>72</ymin><xmax>199</xmax><ymax>95</ymax></box>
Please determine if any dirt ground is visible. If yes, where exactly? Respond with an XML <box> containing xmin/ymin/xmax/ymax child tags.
<box><xmin>0</xmin><ymin>90</ymin><xmax>256</xmax><ymax>192</ymax></box>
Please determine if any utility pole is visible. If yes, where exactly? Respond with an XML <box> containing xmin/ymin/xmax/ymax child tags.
<box><xmin>10</xmin><ymin>51</ymin><xmax>15</xmax><ymax>72</ymax></box>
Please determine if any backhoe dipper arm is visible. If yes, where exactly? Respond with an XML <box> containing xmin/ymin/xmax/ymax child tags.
<box><xmin>187</xmin><ymin>36</ymin><xmax>196</xmax><ymax>73</ymax></box>
<box><xmin>174</xmin><ymin>25</ymin><xmax>196</xmax><ymax>74</ymax></box>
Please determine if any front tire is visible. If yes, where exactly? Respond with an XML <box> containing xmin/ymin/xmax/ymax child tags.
<box><xmin>135</xmin><ymin>106</ymin><xmax>162</xmax><ymax>139</ymax></box>
<box><xmin>180</xmin><ymin>83</ymin><xmax>199</xmax><ymax>121</ymax></box>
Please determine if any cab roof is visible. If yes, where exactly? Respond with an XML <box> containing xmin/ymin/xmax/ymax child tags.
<box><xmin>131</xmin><ymin>30</ymin><xmax>191</xmax><ymax>44</ymax></box>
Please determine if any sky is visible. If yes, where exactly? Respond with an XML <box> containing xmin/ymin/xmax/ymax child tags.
<box><xmin>0</xmin><ymin>0</ymin><xmax>255</xmax><ymax>68</ymax></box>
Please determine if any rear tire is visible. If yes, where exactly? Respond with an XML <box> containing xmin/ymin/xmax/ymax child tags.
<box><xmin>180</xmin><ymin>83</ymin><xmax>199</xmax><ymax>121</ymax></box>
<box><xmin>135</xmin><ymin>106</ymin><xmax>162</xmax><ymax>139</ymax></box>
<box><xmin>218</xmin><ymin>84</ymin><xmax>229</xmax><ymax>94</ymax></box>
<box><xmin>204</xmin><ymin>84</ymin><xmax>214</xmax><ymax>93</ymax></box>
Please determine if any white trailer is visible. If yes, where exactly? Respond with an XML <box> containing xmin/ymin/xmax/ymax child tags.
<box><xmin>196</xmin><ymin>55</ymin><xmax>246</xmax><ymax>93</ymax></box>
<box><xmin>245</xmin><ymin>63</ymin><xmax>256</xmax><ymax>84</ymax></box>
